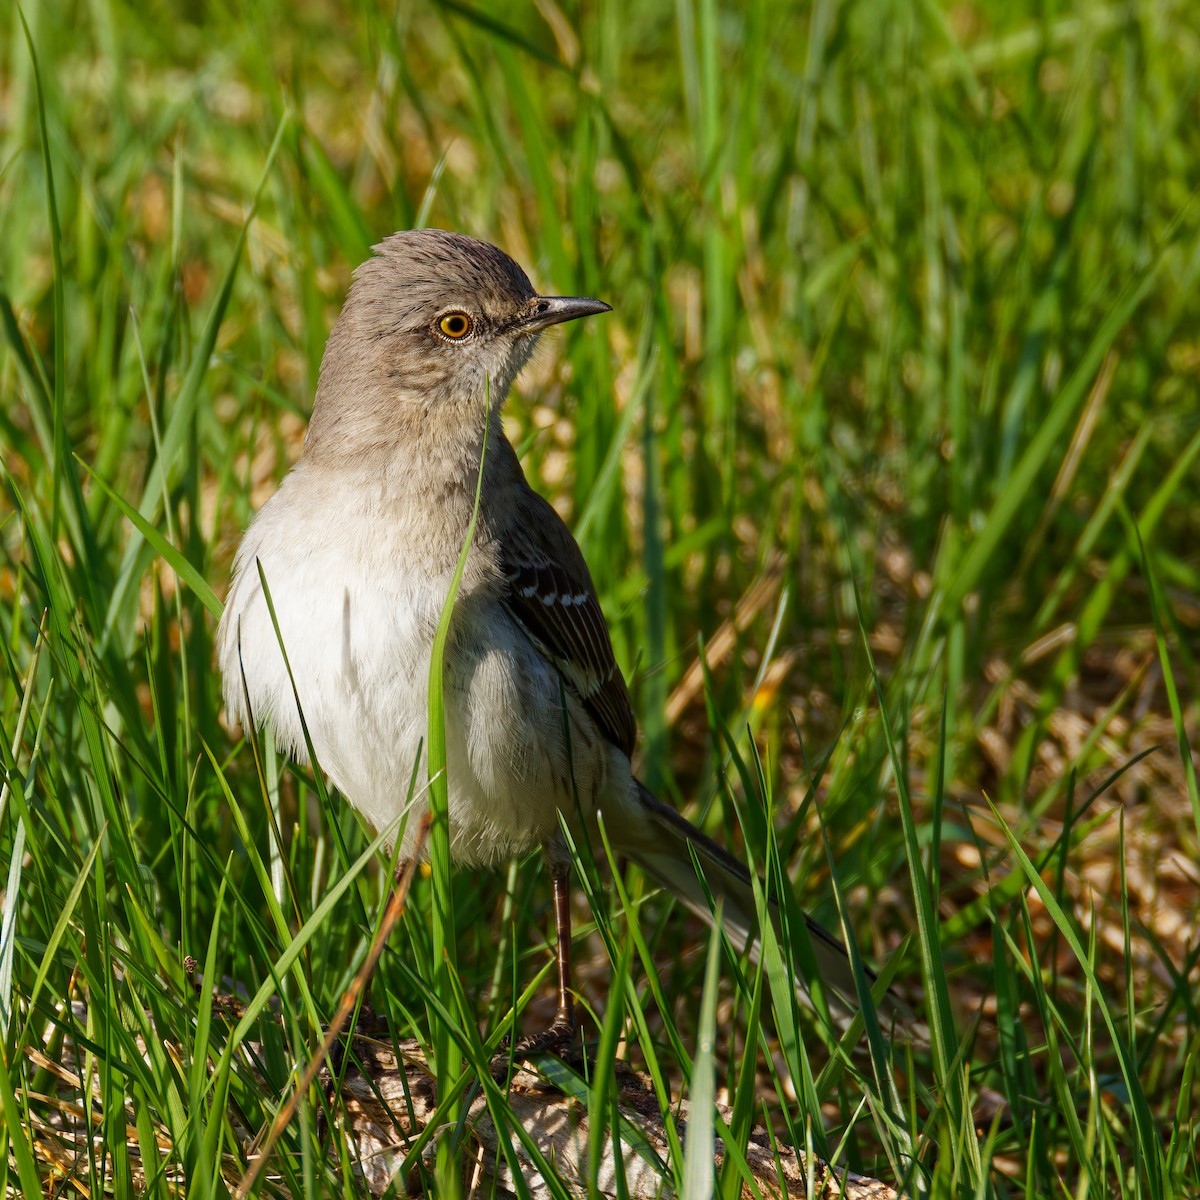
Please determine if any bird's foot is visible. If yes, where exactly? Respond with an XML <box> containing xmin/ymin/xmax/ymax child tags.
<box><xmin>491</xmin><ymin>1013</ymin><xmax>578</xmax><ymax>1079</ymax></box>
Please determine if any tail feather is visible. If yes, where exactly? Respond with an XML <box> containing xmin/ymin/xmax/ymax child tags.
<box><xmin>612</xmin><ymin>780</ymin><xmax>895</xmax><ymax>1030</ymax></box>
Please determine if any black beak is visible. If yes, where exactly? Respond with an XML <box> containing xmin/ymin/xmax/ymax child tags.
<box><xmin>518</xmin><ymin>295</ymin><xmax>612</xmax><ymax>334</ymax></box>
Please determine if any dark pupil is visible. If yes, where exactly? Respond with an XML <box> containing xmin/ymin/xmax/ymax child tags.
<box><xmin>446</xmin><ymin>315</ymin><xmax>466</xmax><ymax>335</ymax></box>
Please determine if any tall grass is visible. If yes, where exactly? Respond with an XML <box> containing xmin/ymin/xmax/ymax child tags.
<box><xmin>1</xmin><ymin>0</ymin><xmax>1198</xmax><ymax>1194</ymax></box>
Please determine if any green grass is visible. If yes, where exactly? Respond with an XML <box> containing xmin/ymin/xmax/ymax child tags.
<box><xmin>2</xmin><ymin>0</ymin><xmax>1199</xmax><ymax>1194</ymax></box>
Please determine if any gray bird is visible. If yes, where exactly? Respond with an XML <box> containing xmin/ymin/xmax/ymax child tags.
<box><xmin>217</xmin><ymin>229</ymin><xmax>878</xmax><ymax>1052</ymax></box>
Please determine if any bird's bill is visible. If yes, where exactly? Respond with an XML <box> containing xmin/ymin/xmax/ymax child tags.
<box><xmin>519</xmin><ymin>295</ymin><xmax>612</xmax><ymax>334</ymax></box>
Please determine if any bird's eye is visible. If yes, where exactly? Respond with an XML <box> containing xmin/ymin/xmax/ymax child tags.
<box><xmin>437</xmin><ymin>312</ymin><xmax>473</xmax><ymax>340</ymax></box>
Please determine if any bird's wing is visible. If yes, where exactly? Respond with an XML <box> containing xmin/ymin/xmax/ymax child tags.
<box><xmin>499</xmin><ymin>488</ymin><xmax>638</xmax><ymax>759</ymax></box>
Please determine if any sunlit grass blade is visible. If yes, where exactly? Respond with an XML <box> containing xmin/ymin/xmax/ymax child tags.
<box><xmin>986</xmin><ymin>798</ymin><xmax>1165</xmax><ymax>1200</ymax></box>
<box><xmin>425</xmin><ymin>387</ymin><xmax>490</xmax><ymax>1194</ymax></box>
<box><xmin>681</xmin><ymin>905</ymin><xmax>722</xmax><ymax>1200</ymax></box>
<box><xmin>1127</xmin><ymin>506</ymin><xmax>1200</xmax><ymax>846</ymax></box>
<box><xmin>101</xmin><ymin>110</ymin><xmax>290</xmax><ymax>652</ymax></box>
<box><xmin>76</xmin><ymin>456</ymin><xmax>223</xmax><ymax>619</ymax></box>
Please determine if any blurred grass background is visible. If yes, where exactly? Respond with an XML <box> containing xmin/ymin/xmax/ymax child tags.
<box><xmin>1</xmin><ymin>0</ymin><xmax>1198</xmax><ymax>1194</ymax></box>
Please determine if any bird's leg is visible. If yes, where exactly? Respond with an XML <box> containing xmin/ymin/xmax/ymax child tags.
<box><xmin>547</xmin><ymin>861</ymin><xmax>576</xmax><ymax>1040</ymax></box>
<box><xmin>496</xmin><ymin>860</ymin><xmax>578</xmax><ymax>1072</ymax></box>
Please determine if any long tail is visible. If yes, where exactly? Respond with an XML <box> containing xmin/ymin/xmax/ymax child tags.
<box><xmin>611</xmin><ymin>779</ymin><xmax>895</xmax><ymax>1029</ymax></box>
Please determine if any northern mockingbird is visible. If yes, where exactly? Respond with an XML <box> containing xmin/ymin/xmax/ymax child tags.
<box><xmin>218</xmin><ymin>229</ymin><xmax>876</xmax><ymax>1053</ymax></box>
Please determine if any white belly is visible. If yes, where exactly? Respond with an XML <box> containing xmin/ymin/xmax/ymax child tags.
<box><xmin>217</xmin><ymin>474</ymin><xmax>605</xmax><ymax>865</ymax></box>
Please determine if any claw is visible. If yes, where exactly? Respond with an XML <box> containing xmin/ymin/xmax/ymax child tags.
<box><xmin>491</xmin><ymin>1009</ymin><xmax>578</xmax><ymax>1078</ymax></box>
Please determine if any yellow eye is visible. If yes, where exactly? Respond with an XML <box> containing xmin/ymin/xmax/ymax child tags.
<box><xmin>438</xmin><ymin>312</ymin><xmax>473</xmax><ymax>339</ymax></box>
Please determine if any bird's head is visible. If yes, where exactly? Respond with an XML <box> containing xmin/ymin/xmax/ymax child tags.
<box><xmin>305</xmin><ymin>229</ymin><xmax>610</xmax><ymax>458</ymax></box>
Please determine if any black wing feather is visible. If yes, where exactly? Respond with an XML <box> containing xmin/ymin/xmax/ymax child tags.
<box><xmin>499</xmin><ymin>492</ymin><xmax>638</xmax><ymax>759</ymax></box>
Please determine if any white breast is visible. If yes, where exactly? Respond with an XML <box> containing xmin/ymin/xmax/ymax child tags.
<box><xmin>217</xmin><ymin>465</ymin><xmax>607</xmax><ymax>865</ymax></box>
